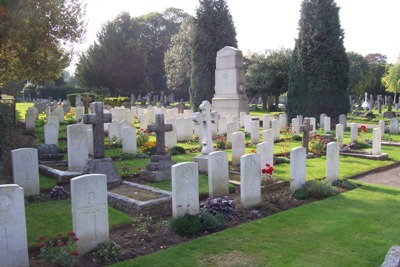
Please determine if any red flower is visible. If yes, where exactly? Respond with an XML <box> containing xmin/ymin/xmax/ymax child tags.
<box><xmin>137</xmin><ymin>167</ymin><xmax>142</xmax><ymax>171</ymax></box>
<box><xmin>57</xmin><ymin>233</ymin><xmax>63</xmax><ymax>239</ymax></box>
<box><xmin>262</xmin><ymin>169</ymin><xmax>268</xmax><ymax>174</ymax></box>
<box><xmin>67</xmin><ymin>231</ymin><xmax>76</xmax><ymax>237</ymax></box>
<box><xmin>39</xmin><ymin>236</ymin><xmax>46</xmax><ymax>240</ymax></box>
<box><xmin>72</xmin><ymin>237</ymin><xmax>79</xmax><ymax>241</ymax></box>
<box><xmin>360</xmin><ymin>125</ymin><xmax>367</xmax><ymax>132</ymax></box>
<box><xmin>266</xmin><ymin>163</ymin><xmax>270</xmax><ymax>167</ymax></box>
<box><xmin>38</xmin><ymin>242</ymin><xmax>46</xmax><ymax>248</ymax></box>
<box><xmin>70</xmin><ymin>251</ymin><xmax>79</xmax><ymax>256</ymax></box>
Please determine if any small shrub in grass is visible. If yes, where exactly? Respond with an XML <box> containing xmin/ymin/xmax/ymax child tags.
<box><xmin>170</xmin><ymin>213</ymin><xmax>202</xmax><ymax>237</ymax></box>
<box><xmin>26</xmin><ymin>193</ymin><xmax>49</xmax><ymax>204</ymax></box>
<box><xmin>136</xmin><ymin>129</ymin><xmax>150</xmax><ymax>146</ymax></box>
<box><xmin>293</xmin><ymin>189</ymin><xmax>310</xmax><ymax>200</ymax></box>
<box><xmin>292</xmin><ymin>135</ymin><xmax>302</xmax><ymax>141</ymax></box>
<box><xmin>332</xmin><ymin>179</ymin><xmax>358</xmax><ymax>190</ymax></box>
<box><xmin>89</xmin><ymin>241</ymin><xmax>125</xmax><ymax>264</ymax></box>
<box><xmin>49</xmin><ymin>186</ymin><xmax>69</xmax><ymax>200</ymax></box>
<box><xmin>305</xmin><ymin>180</ymin><xmax>336</xmax><ymax>199</ymax></box>
<box><xmin>274</xmin><ymin>156</ymin><xmax>290</xmax><ymax>165</ymax></box>
<box><xmin>199</xmin><ymin>210</ymin><xmax>225</xmax><ymax>233</ymax></box>
<box><xmin>200</xmin><ymin>196</ymin><xmax>237</xmax><ymax>220</ymax></box>
<box><xmin>131</xmin><ymin>214</ymin><xmax>153</xmax><ymax>237</ymax></box>
<box><xmin>170</xmin><ymin>146</ymin><xmax>186</xmax><ymax>155</ymax></box>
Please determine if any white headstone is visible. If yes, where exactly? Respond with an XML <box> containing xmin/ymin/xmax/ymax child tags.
<box><xmin>262</xmin><ymin>114</ymin><xmax>271</xmax><ymax>130</ymax></box>
<box><xmin>165</xmin><ymin>124</ymin><xmax>177</xmax><ymax>149</ymax></box>
<box><xmin>335</xmin><ymin>124</ymin><xmax>344</xmax><ymax>146</ymax></box>
<box><xmin>257</xmin><ymin>142</ymin><xmax>274</xmax><ymax>171</ymax></box>
<box><xmin>279</xmin><ymin>113</ymin><xmax>287</xmax><ymax>129</ymax></box>
<box><xmin>226</xmin><ymin>121</ymin><xmax>236</xmax><ymax>142</ymax></box>
<box><xmin>11</xmin><ymin>148</ymin><xmax>39</xmax><ymax>196</ymax></box>
<box><xmin>309</xmin><ymin>117</ymin><xmax>317</xmax><ymax>133</ymax></box>
<box><xmin>271</xmin><ymin>119</ymin><xmax>280</xmax><ymax>141</ymax></box>
<box><xmin>87</xmin><ymin>128</ymin><xmax>94</xmax><ymax>156</ymax></box>
<box><xmin>184</xmin><ymin>117</ymin><xmax>194</xmax><ymax>140</ymax></box>
<box><xmin>44</xmin><ymin>121</ymin><xmax>59</xmax><ymax>145</ymax></box>
<box><xmin>231</xmin><ymin>132</ymin><xmax>245</xmax><ymax>165</ymax></box>
<box><xmin>372</xmin><ymin>128</ymin><xmax>382</xmax><ymax>155</ymax></box>
<box><xmin>390</xmin><ymin>118</ymin><xmax>399</xmax><ymax>134</ymax></box>
<box><xmin>244</xmin><ymin>115</ymin><xmax>252</xmax><ymax>133</ymax></box>
<box><xmin>121</xmin><ymin>127</ymin><xmax>137</xmax><ymax>154</ymax></box>
<box><xmin>350</xmin><ymin>123</ymin><xmax>358</xmax><ymax>142</ymax></box>
<box><xmin>25</xmin><ymin>109</ymin><xmax>36</xmax><ymax>132</ymax></box>
<box><xmin>71</xmin><ymin>174</ymin><xmax>109</xmax><ymax>254</ymax></box>
<box><xmin>292</xmin><ymin>118</ymin><xmax>300</xmax><ymax>136</ymax></box>
<box><xmin>217</xmin><ymin>116</ymin><xmax>228</xmax><ymax>135</ymax></box>
<box><xmin>208</xmin><ymin>151</ymin><xmax>229</xmax><ymax>198</ymax></box>
<box><xmin>326</xmin><ymin>142</ymin><xmax>340</xmax><ymax>183</ymax></box>
<box><xmin>379</xmin><ymin>120</ymin><xmax>385</xmax><ymax>137</ymax></box>
<box><xmin>250</xmin><ymin>120</ymin><xmax>260</xmax><ymax>144</ymax></box>
<box><xmin>339</xmin><ymin>114</ymin><xmax>347</xmax><ymax>129</ymax></box>
<box><xmin>172</xmin><ymin>162</ymin><xmax>199</xmax><ymax>218</ymax></box>
<box><xmin>139</xmin><ymin>114</ymin><xmax>148</xmax><ymax>130</ymax></box>
<box><xmin>320</xmin><ymin>113</ymin><xmax>327</xmax><ymax>128</ymax></box>
<box><xmin>108</xmin><ymin>120</ymin><xmax>121</xmax><ymax>143</ymax></box>
<box><xmin>240</xmin><ymin>154</ymin><xmax>261</xmax><ymax>209</ymax></box>
<box><xmin>290</xmin><ymin>147</ymin><xmax>306</xmax><ymax>193</ymax></box>
<box><xmin>324</xmin><ymin>116</ymin><xmax>331</xmax><ymax>133</ymax></box>
<box><xmin>175</xmin><ymin>117</ymin><xmax>186</xmax><ymax>141</ymax></box>
<box><xmin>0</xmin><ymin>184</ymin><xmax>29</xmax><ymax>266</ymax></box>
<box><xmin>239</xmin><ymin>111</ymin><xmax>246</xmax><ymax>128</ymax></box>
<box><xmin>54</xmin><ymin>106</ymin><xmax>65</xmax><ymax>123</ymax></box>
<box><xmin>67</xmin><ymin>124</ymin><xmax>89</xmax><ymax>171</ymax></box>
<box><xmin>76</xmin><ymin>106</ymin><xmax>84</xmax><ymax>123</ymax></box>
<box><xmin>296</xmin><ymin>115</ymin><xmax>303</xmax><ymax>126</ymax></box>
<box><xmin>262</xmin><ymin>129</ymin><xmax>274</xmax><ymax>145</ymax></box>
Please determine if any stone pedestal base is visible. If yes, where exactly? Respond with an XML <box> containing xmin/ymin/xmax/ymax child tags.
<box><xmin>212</xmin><ymin>94</ymin><xmax>249</xmax><ymax>117</ymax></box>
<box><xmin>83</xmin><ymin>158</ymin><xmax>121</xmax><ymax>184</ymax></box>
<box><xmin>140</xmin><ymin>154</ymin><xmax>176</xmax><ymax>182</ymax></box>
<box><xmin>193</xmin><ymin>155</ymin><xmax>209</xmax><ymax>175</ymax></box>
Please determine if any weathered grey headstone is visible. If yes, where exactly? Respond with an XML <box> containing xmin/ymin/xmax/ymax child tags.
<box><xmin>390</xmin><ymin>118</ymin><xmax>399</xmax><ymax>134</ymax></box>
<box><xmin>0</xmin><ymin>184</ymin><xmax>29</xmax><ymax>266</ymax></box>
<box><xmin>171</xmin><ymin>162</ymin><xmax>199</xmax><ymax>218</ymax></box>
<box><xmin>208</xmin><ymin>151</ymin><xmax>229</xmax><ymax>198</ymax></box>
<box><xmin>44</xmin><ymin>121</ymin><xmax>59</xmax><ymax>145</ymax></box>
<box><xmin>25</xmin><ymin>108</ymin><xmax>36</xmax><ymax>132</ymax></box>
<box><xmin>379</xmin><ymin>120</ymin><xmax>385</xmax><ymax>136</ymax></box>
<box><xmin>339</xmin><ymin>114</ymin><xmax>347</xmax><ymax>129</ymax></box>
<box><xmin>240</xmin><ymin>154</ymin><xmax>261</xmax><ymax>209</ymax></box>
<box><xmin>11</xmin><ymin>148</ymin><xmax>39</xmax><ymax>196</ymax></box>
<box><xmin>326</xmin><ymin>142</ymin><xmax>340</xmax><ymax>183</ymax></box>
<box><xmin>290</xmin><ymin>147</ymin><xmax>306</xmax><ymax>193</ymax></box>
<box><xmin>71</xmin><ymin>174</ymin><xmax>109</xmax><ymax>254</ymax></box>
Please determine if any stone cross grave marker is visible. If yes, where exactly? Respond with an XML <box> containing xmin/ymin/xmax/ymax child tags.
<box><xmin>83</xmin><ymin>102</ymin><xmax>112</xmax><ymax>159</ymax></box>
<box><xmin>300</xmin><ymin>117</ymin><xmax>313</xmax><ymax>153</ymax></box>
<box><xmin>192</xmin><ymin>100</ymin><xmax>220</xmax><ymax>155</ymax></box>
<box><xmin>147</xmin><ymin>114</ymin><xmax>172</xmax><ymax>155</ymax></box>
<box><xmin>83</xmin><ymin>94</ymin><xmax>93</xmax><ymax>114</ymax></box>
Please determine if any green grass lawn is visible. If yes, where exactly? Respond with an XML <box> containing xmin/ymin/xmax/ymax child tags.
<box><xmin>112</xmin><ymin>184</ymin><xmax>400</xmax><ymax>267</ymax></box>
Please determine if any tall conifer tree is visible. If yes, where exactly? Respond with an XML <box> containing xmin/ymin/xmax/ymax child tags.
<box><xmin>189</xmin><ymin>0</ymin><xmax>237</xmax><ymax>111</ymax></box>
<box><xmin>287</xmin><ymin>0</ymin><xmax>349</xmax><ymax>120</ymax></box>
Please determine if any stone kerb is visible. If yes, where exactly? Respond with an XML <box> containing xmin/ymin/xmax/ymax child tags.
<box><xmin>71</xmin><ymin>174</ymin><xmax>109</xmax><ymax>254</ymax></box>
<box><xmin>171</xmin><ymin>162</ymin><xmax>199</xmax><ymax>218</ymax></box>
<box><xmin>0</xmin><ymin>184</ymin><xmax>30</xmax><ymax>266</ymax></box>
<box><xmin>11</xmin><ymin>148</ymin><xmax>40</xmax><ymax>196</ymax></box>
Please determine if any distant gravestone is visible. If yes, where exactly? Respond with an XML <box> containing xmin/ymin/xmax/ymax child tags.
<box><xmin>263</xmin><ymin>114</ymin><xmax>271</xmax><ymax>130</ymax></box>
<box><xmin>54</xmin><ymin>106</ymin><xmax>65</xmax><ymax>123</ymax></box>
<box><xmin>262</xmin><ymin>129</ymin><xmax>274</xmax><ymax>145</ymax></box>
<box><xmin>372</xmin><ymin>128</ymin><xmax>382</xmax><ymax>155</ymax></box>
<box><xmin>326</xmin><ymin>142</ymin><xmax>340</xmax><ymax>183</ymax></box>
<box><xmin>82</xmin><ymin>94</ymin><xmax>93</xmax><ymax>114</ymax></box>
<box><xmin>0</xmin><ymin>184</ymin><xmax>29</xmax><ymax>266</ymax></box>
<box><xmin>71</xmin><ymin>174</ymin><xmax>109</xmax><ymax>254</ymax></box>
<box><xmin>292</xmin><ymin>118</ymin><xmax>300</xmax><ymax>136</ymax></box>
<box><xmin>25</xmin><ymin>108</ymin><xmax>36</xmax><ymax>132</ymax></box>
<box><xmin>240</xmin><ymin>154</ymin><xmax>261</xmax><ymax>209</ymax></box>
<box><xmin>67</xmin><ymin>124</ymin><xmax>88</xmax><ymax>171</ymax></box>
<box><xmin>231</xmin><ymin>132</ymin><xmax>245</xmax><ymax>166</ymax></box>
<box><xmin>390</xmin><ymin>118</ymin><xmax>399</xmax><ymax>134</ymax></box>
<box><xmin>244</xmin><ymin>115</ymin><xmax>252</xmax><ymax>133</ymax></box>
<box><xmin>279</xmin><ymin>113</ymin><xmax>287</xmax><ymax>129</ymax></box>
<box><xmin>257</xmin><ymin>142</ymin><xmax>274</xmax><ymax>170</ymax></box>
<box><xmin>44</xmin><ymin>121</ymin><xmax>59</xmax><ymax>145</ymax></box>
<box><xmin>171</xmin><ymin>162</ymin><xmax>199</xmax><ymax>218</ymax></box>
<box><xmin>335</xmin><ymin>124</ymin><xmax>344</xmax><ymax>146</ymax></box>
<box><xmin>290</xmin><ymin>147</ymin><xmax>306</xmax><ymax>193</ymax></box>
<box><xmin>300</xmin><ymin>118</ymin><xmax>313</xmax><ymax>153</ymax></box>
<box><xmin>350</xmin><ymin>123</ymin><xmax>358</xmax><ymax>142</ymax></box>
<box><xmin>250</xmin><ymin>120</ymin><xmax>260</xmax><ymax>144</ymax></box>
<box><xmin>165</xmin><ymin>124</ymin><xmax>177</xmax><ymax>149</ymax></box>
<box><xmin>271</xmin><ymin>119</ymin><xmax>280</xmax><ymax>141</ymax></box>
<box><xmin>121</xmin><ymin>127</ymin><xmax>137</xmax><ymax>154</ymax></box>
<box><xmin>320</xmin><ymin>113</ymin><xmax>327</xmax><ymax>128</ymax></box>
<box><xmin>11</xmin><ymin>148</ymin><xmax>39</xmax><ymax>196</ymax></box>
<box><xmin>339</xmin><ymin>114</ymin><xmax>347</xmax><ymax>129</ymax></box>
<box><xmin>324</xmin><ymin>116</ymin><xmax>331</xmax><ymax>133</ymax></box>
<box><xmin>76</xmin><ymin>106</ymin><xmax>84</xmax><ymax>123</ymax></box>
<box><xmin>379</xmin><ymin>120</ymin><xmax>386</xmax><ymax>136</ymax></box>
<box><xmin>208</xmin><ymin>151</ymin><xmax>229</xmax><ymax>198</ymax></box>
<box><xmin>108</xmin><ymin>120</ymin><xmax>121</xmax><ymax>144</ymax></box>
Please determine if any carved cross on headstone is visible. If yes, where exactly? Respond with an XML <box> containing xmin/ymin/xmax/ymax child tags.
<box><xmin>83</xmin><ymin>102</ymin><xmax>112</xmax><ymax>159</ymax></box>
<box><xmin>300</xmin><ymin>117</ymin><xmax>313</xmax><ymax>154</ymax></box>
<box><xmin>192</xmin><ymin>100</ymin><xmax>220</xmax><ymax>155</ymax></box>
<box><xmin>147</xmin><ymin>114</ymin><xmax>172</xmax><ymax>155</ymax></box>
<box><xmin>83</xmin><ymin>94</ymin><xmax>93</xmax><ymax>114</ymax></box>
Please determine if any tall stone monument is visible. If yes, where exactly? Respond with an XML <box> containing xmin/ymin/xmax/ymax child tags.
<box><xmin>212</xmin><ymin>46</ymin><xmax>249</xmax><ymax>117</ymax></box>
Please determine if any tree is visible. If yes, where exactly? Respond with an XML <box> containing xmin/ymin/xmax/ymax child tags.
<box><xmin>287</xmin><ymin>0</ymin><xmax>349</xmax><ymax>120</ymax></box>
<box><xmin>382</xmin><ymin>58</ymin><xmax>400</xmax><ymax>102</ymax></box>
<box><xmin>355</xmin><ymin>63</ymin><xmax>386</xmax><ymax>97</ymax></box>
<box><xmin>0</xmin><ymin>0</ymin><xmax>85</xmax><ymax>85</ymax></box>
<box><xmin>364</xmin><ymin>53</ymin><xmax>387</xmax><ymax>65</ymax></box>
<box><xmin>347</xmin><ymin>51</ymin><xmax>369</xmax><ymax>96</ymax></box>
<box><xmin>164</xmin><ymin>17</ymin><xmax>195</xmax><ymax>100</ymax></box>
<box><xmin>246</xmin><ymin>48</ymin><xmax>292</xmax><ymax>110</ymax></box>
<box><xmin>189</xmin><ymin>0</ymin><xmax>237</xmax><ymax>111</ymax></box>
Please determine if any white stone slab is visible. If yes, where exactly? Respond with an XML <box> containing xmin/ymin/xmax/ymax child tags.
<box><xmin>172</xmin><ymin>162</ymin><xmax>199</xmax><ymax>218</ymax></box>
<box><xmin>290</xmin><ymin>147</ymin><xmax>306</xmax><ymax>193</ymax></box>
<box><xmin>250</xmin><ymin>120</ymin><xmax>260</xmax><ymax>144</ymax></box>
<box><xmin>67</xmin><ymin>124</ymin><xmax>89</xmax><ymax>172</ymax></box>
<box><xmin>240</xmin><ymin>154</ymin><xmax>261</xmax><ymax>209</ymax></box>
<box><xmin>0</xmin><ymin>184</ymin><xmax>29</xmax><ymax>266</ymax></box>
<box><xmin>11</xmin><ymin>148</ymin><xmax>39</xmax><ymax>196</ymax></box>
<box><xmin>121</xmin><ymin>127</ymin><xmax>137</xmax><ymax>154</ymax></box>
<box><xmin>350</xmin><ymin>123</ymin><xmax>358</xmax><ymax>142</ymax></box>
<box><xmin>262</xmin><ymin>129</ymin><xmax>274</xmax><ymax>145</ymax></box>
<box><xmin>208</xmin><ymin>151</ymin><xmax>229</xmax><ymax>198</ymax></box>
<box><xmin>71</xmin><ymin>174</ymin><xmax>109</xmax><ymax>254</ymax></box>
<box><xmin>108</xmin><ymin>120</ymin><xmax>121</xmax><ymax>143</ymax></box>
<box><xmin>231</xmin><ymin>132</ymin><xmax>245</xmax><ymax>165</ymax></box>
<box><xmin>372</xmin><ymin>128</ymin><xmax>382</xmax><ymax>155</ymax></box>
<box><xmin>324</xmin><ymin>116</ymin><xmax>331</xmax><ymax>133</ymax></box>
<box><xmin>44</xmin><ymin>122</ymin><xmax>59</xmax><ymax>145</ymax></box>
<box><xmin>335</xmin><ymin>124</ymin><xmax>344</xmax><ymax>146</ymax></box>
<box><xmin>390</xmin><ymin>118</ymin><xmax>399</xmax><ymax>134</ymax></box>
<box><xmin>262</xmin><ymin>114</ymin><xmax>271</xmax><ymax>130</ymax></box>
<box><xmin>326</xmin><ymin>142</ymin><xmax>339</xmax><ymax>183</ymax></box>
<box><xmin>292</xmin><ymin>118</ymin><xmax>300</xmax><ymax>136</ymax></box>
<box><xmin>271</xmin><ymin>119</ymin><xmax>280</xmax><ymax>141</ymax></box>
<box><xmin>339</xmin><ymin>114</ymin><xmax>347</xmax><ymax>129</ymax></box>
<box><xmin>257</xmin><ymin>142</ymin><xmax>274</xmax><ymax>171</ymax></box>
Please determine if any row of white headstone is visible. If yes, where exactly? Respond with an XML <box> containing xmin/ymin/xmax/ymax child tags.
<box><xmin>0</xmin><ymin>174</ymin><xmax>110</xmax><ymax>265</ymax></box>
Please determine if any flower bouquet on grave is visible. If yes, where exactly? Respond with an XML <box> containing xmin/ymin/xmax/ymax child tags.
<box><xmin>261</xmin><ymin>163</ymin><xmax>274</xmax><ymax>186</ymax></box>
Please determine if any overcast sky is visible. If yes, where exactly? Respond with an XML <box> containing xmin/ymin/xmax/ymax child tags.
<box><xmin>70</xmin><ymin>0</ymin><xmax>400</xmax><ymax>71</ymax></box>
